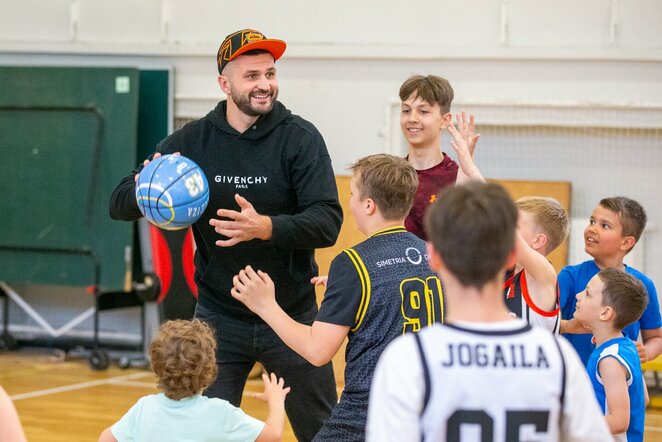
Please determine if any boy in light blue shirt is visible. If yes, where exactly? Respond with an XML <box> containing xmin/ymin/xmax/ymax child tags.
<box><xmin>99</xmin><ymin>319</ymin><xmax>289</xmax><ymax>442</ymax></box>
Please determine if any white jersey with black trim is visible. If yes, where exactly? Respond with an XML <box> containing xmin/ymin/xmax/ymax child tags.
<box><xmin>367</xmin><ymin>319</ymin><xmax>613</xmax><ymax>442</ymax></box>
<box><xmin>504</xmin><ymin>269</ymin><xmax>561</xmax><ymax>334</ymax></box>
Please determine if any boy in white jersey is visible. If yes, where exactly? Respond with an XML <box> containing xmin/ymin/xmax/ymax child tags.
<box><xmin>450</xmin><ymin>125</ymin><xmax>567</xmax><ymax>333</ymax></box>
<box><xmin>366</xmin><ymin>181</ymin><xmax>612</xmax><ymax>441</ymax></box>
<box><xmin>504</xmin><ymin>196</ymin><xmax>568</xmax><ymax>333</ymax></box>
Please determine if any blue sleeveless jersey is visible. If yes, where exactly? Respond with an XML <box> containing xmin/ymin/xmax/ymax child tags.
<box><xmin>587</xmin><ymin>336</ymin><xmax>645</xmax><ymax>442</ymax></box>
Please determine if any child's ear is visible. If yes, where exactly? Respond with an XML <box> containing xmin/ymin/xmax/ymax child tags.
<box><xmin>442</xmin><ymin>112</ymin><xmax>452</xmax><ymax>128</ymax></box>
<box><xmin>620</xmin><ymin>236</ymin><xmax>636</xmax><ymax>253</ymax></box>
<box><xmin>365</xmin><ymin>197</ymin><xmax>376</xmax><ymax>216</ymax></box>
<box><xmin>599</xmin><ymin>305</ymin><xmax>614</xmax><ymax>322</ymax></box>
<box><xmin>533</xmin><ymin>233</ymin><xmax>548</xmax><ymax>253</ymax></box>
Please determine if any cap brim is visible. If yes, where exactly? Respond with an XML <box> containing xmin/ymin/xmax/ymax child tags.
<box><xmin>230</xmin><ymin>39</ymin><xmax>287</xmax><ymax>62</ymax></box>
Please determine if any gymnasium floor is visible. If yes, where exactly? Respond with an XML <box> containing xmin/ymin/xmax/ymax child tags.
<box><xmin>2</xmin><ymin>348</ymin><xmax>661</xmax><ymax>441</ymax></box>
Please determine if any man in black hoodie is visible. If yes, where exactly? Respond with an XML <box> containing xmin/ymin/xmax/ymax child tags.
<box><xmin>109</xmin><ymin>29</ymin><xmax>342</xmax><ymax>441</ymax></box>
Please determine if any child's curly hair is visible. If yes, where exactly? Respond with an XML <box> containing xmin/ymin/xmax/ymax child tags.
<box><xmin>149</xmin><ymin>319</ymin><xmax>218</xmax><ymax>400</ymax></box>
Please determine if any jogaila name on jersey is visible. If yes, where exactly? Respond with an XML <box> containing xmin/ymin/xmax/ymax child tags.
<box><xmin>440</xmin><ymin>342</ymin><xmax>550</xmax><ymax>369</ymax></box>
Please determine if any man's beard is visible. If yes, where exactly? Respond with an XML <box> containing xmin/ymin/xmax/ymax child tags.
<box><xmin>231</xmin><ymin>87</ymin><xmax>278</xmax><ymax>117</ymax></box>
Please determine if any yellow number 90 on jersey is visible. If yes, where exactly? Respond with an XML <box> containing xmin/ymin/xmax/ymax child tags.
<box><xmin>135</xmin><ymin>154</ymin><xmax>209</xmax><ymax>230</ymax></box>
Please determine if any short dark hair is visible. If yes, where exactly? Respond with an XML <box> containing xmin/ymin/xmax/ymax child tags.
<box><xmin>399</xmin><ymin>75</ymin><xmax>454</xmax><ymax>113</ymax></box>
<box><xmin>350</xmin><ymin>154</ymin><xmax>418</xmax><ymax>220</ymax></box>
<box><xmin>424</xmin><ymin>182</ymin><xmax>518</xmax><ymax>288</ymax></box>
<box><xmin>598</xmin><ymin>268</ymin><xmax>648</xmax><ymax>330</ymax></box>
<box><xmin>599</xmin><ymin>197</ymin><xmax>647</xmax><ymax>249</ymax></box>
<box><xmin>149</xmin><ymin>319</ymin><xmax>218</xmax><ymax>400</ymax></box>
<box><xmin>240</xmin><ymin>49</ymin><xmax>272</xmax><ymax>58</ymax></box>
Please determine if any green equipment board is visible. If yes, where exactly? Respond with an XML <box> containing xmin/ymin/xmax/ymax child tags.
<box><xmin>0</xmin><ymin>66</ymin><xmax>140</xmax><ymax>289</ymax></box>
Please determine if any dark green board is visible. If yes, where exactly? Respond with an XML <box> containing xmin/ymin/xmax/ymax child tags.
<box><xmin>0</xmin><ymin>67</ymin><xmax>139</xmax><ymax>289</ymax></box>
<box><xmin>138</xmin><ymin>70</ymin><xmax>169</xmax><ymax>161</ymax></box>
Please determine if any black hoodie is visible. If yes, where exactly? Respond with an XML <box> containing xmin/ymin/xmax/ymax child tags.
<box><xmin>109</xmin><ymin>100</ymin><xmax>343</xmax><ymax>321</ymax></box>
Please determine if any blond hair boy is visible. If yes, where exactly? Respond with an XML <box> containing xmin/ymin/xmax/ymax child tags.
<box><xmin>504</xmin><ymin>196</ymin><xmax>569</xmax><ymax>333</ymax></box>
<box><xmin>446</xmin><ymin>124</ymin><xmax>565</xmax><ymax>333</ymax></box>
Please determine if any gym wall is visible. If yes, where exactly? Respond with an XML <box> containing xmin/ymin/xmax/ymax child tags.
<box><xmin>1</xmin><ymin>0</ymin><xmax>660</xmax><ymax>343</ymax></box>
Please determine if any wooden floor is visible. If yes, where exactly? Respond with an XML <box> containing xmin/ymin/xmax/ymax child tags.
<box><xmin>3</xmin><ymin>348</ymin><xmax>662</xmax><ymax>442</ymax></box>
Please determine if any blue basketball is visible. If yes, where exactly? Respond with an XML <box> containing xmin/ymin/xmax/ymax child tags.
<box><xmin>135</xmin><ymin>154</ymin><xmax>209</xmax><ymax>230</ymax></box>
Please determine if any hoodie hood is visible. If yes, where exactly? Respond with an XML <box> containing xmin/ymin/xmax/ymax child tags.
<box><xmin>206</xmin><ymin>100</ymin><xmax>291</xmax><ymax>141</ymax></box>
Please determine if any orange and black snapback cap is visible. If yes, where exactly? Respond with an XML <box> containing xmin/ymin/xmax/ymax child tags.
<box><xmin>217</xmin><ymin>29</ymin><xmax>287</xmax><ymax>74</ymax></box>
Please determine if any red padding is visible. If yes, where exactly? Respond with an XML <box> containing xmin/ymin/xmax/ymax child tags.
<box><xmin>182</xmin><ymin>228</ymin><xmax>198</xmax><ymax>298</ymax></box>
<box><xmin>150</xmin><ymin>226</ymin><xmax>172</xmax><ymax>304</ymax></box>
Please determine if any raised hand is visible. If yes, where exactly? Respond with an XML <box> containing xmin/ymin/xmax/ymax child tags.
<box><xmin>251</xmin><ymin>372</ymin><xmax>291</xmax><ymax>404</ymax></box>
<box><xmin>448</xmin><ymin>124</ymin><xmax>483</xmax><ymax>181</ymax></box>
<box><xmin>210</xmin><ymin>194</ymin><xmax>273</xmax><ymax>247</ymax></box>
<box><xmin>454</xmin><ymin>112</ymin><xmax>480</xmax><ymax>157</ymax></box>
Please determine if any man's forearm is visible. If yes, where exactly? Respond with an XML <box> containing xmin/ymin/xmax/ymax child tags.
<box><xmin>109</xmin><ymin>176</ymin><xmax>142</xmax><ymax>220</ymax></box>
<box><xmin>270</xmin><ymin>202</ymin><xmax>342</xmax><ymax>248</ymax></box>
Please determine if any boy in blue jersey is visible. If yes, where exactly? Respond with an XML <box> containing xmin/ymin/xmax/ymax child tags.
<box><xmin>573</xmin><ymin>268</ymin><xmax>648</xmax><ymax>441</ymax></box>
<box><xmin>559</xmin><ymin>197</ymin><xmax>662</xmax><ymax>366</ymax></box>
<box><xmin>230</xmin><ymin>154</ymin><xmax>445</xmax><ymax>441</ymax></box>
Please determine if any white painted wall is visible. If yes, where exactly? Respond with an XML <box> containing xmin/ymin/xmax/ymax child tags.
<box><xmin>1</xmin><ymin>0</ymin><xmax>661</xmax><ymax>341</ymax></box>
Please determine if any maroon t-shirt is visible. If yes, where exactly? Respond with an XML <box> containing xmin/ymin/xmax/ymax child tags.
<box><xmin>404</xmin><ymin>154</ymin><xmax>459</xmax><ymax>241</ymax></box>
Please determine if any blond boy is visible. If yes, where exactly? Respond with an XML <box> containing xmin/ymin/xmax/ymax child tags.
<box><xmin>447</xmin><ymin>123</ymin><xmax>565</xmax><ymax>333</ymax></box>
<box><xmin>504</xmin><ymin>197</ymin><xmax>568</xmax><ymax>333</ymax></box>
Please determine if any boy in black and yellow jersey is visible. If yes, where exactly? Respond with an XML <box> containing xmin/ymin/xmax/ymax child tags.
<box><xmin>231</xmin><ymin>154</ymin><xmax>444</xmax><ymax>441</ymax></box>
